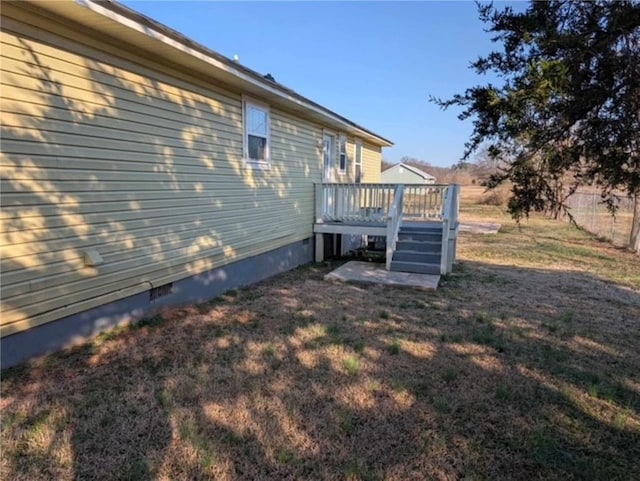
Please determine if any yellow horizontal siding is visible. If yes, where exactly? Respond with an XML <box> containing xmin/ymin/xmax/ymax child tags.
<box><xmin>0</xmin><ymin>11</ymin><xmax>322</xmax><ymax>336</ymax></box>
<box><xmin>2</xmin><ymin>108</ymin><xmax>242</xmax><ymax>148</ymax></box>
<box><xmin>2</xmin><ymin>223</ymin><xmax>304</xmax><ymax>326</ymax></box>
<box><xmin>1</xmin><ymin>13</ymin><xmax>244</xmax><ymax>109</ymax></box>
<box><xmin>344</xmin><ymin>135</ymin><xmax>356</xmax><ymax>183</ymax></box>
<box><xmin>0</xmin><ymin>187</ymin><xmax>312</xmax><ymax>208</ymax></box>
<box><xmin>1</xmin><ymin>83</ymin><xmax>242</xmax><ymax>140</ymax></box>
<box><xmin>362</xmin><ymin>142</ymin><xmax>382</xmax><ymax>183</ymax></box>
<box><xmin>1</xmin><ymin>191</ymin><xmax>313</xmax><ymax>222</ymax></box>
<box><xmin>2</xmin><ymin>202</ymin><xmax>315</xmax><ymax>266</ymax></box>
<box><xmin>0</xmin><ymin>195</ymin><xmax>314</xmax><ymax>248</ymax></box>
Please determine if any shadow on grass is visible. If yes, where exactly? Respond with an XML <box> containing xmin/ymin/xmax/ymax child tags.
<box><xmin>2</xmin><ymin>261</ymin><xmax>639</xmax><ymax>480</ymax></box>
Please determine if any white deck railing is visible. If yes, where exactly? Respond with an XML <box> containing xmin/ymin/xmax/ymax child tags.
<box><xmin>386</xmin><ymin>185</ymin><xmax>405</xmax><ymax>270</ymax></box>
<box><xmin>315</xmin><ymin>183</ymin><xmax>448</xmax><ymax>223</ymax></box>
<box><xmin>403</xmin><ymin>184</ymin><xmax>447</xmax><ymax>219</ymax></box>
<box><xmin>440</xmin><ymin>184</ymin><xmax>460</xmax><ymax>274</ymax></box>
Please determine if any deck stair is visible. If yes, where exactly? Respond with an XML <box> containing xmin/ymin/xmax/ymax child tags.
<box><xmin>390</xmin><ymin>222</ymin><xmax>443</xmax><ymax>275</ymax></box>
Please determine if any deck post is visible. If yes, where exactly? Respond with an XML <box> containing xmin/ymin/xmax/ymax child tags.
<box><xmin>385</xmin><ymin>185</ymin><xmax>404</xmax><ymax>270</ymax></box>
<box><xmin>315</xmin><ymin>233</ymin><xmax>324</xmax><ymax>263</ymax></box>
<box><xmin>315</xmin><ymin>183</ymin><xmax>324</xmax><ymax>223</ymax></box>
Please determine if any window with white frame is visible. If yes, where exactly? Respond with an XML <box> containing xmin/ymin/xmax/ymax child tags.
<box><xmin>338</xmin><ymin>134</ymin><xmax>348</xmax><ymax>173</ymax></box>
<box><xmin>243</xmin><ymin>99</ymin><xmax>270</xmax><ymax>166</ymax></box>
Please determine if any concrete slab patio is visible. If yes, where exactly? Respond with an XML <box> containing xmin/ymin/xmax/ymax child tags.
<box><xmin>459</xmin><ymin>222</ymin><xmax>501</xmax><ymax>234</ymax></box>
<box><xmin>325</xmin><ymin>261</ymin><xmax>440</xmax><ymax>289</ymax></box>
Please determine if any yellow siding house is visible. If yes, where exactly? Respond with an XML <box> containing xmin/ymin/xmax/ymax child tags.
<box><xmin>0</xmin><ymin>0</ymin><xmax>392</xmax><ymax>366</ymax></box>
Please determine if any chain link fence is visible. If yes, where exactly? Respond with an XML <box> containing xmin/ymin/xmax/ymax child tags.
<box><xmin>564</xmin><ymin>190</ymin><xmax>635</xmax><ymax>247</ymax></box>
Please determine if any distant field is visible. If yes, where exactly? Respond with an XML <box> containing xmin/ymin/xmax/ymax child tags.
<box><xmin>458</xmin><ymin>185</ymin><xmax>508</xmax><ymax>224</ymax></box>
<box><xmin>459</xmin><ymin>185</ymin><xmax>488</xmax><ymax>205</ymax></box>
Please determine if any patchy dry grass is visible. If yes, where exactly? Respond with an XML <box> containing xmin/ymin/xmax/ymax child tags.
<box><xmin>2</xmin><ymin>189</ymin><xmax>639</xmax><ymax>480</ymax></box>
<box><xmin>459</xmin><ymin>185</ymin><xmax>640</xmax><ymax>288</ymax></box>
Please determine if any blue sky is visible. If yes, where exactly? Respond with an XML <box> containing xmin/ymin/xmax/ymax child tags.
<box><xmin>122</xmin><ymin>1</ymin><xmax>518</xmax><ymax>167</ymax></box>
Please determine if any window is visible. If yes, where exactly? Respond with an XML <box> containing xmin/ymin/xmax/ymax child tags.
<box><xmin>354</xmin><ymin>139</ymin><xmax>363</xmax><ymax>183</ymax></box>
<box><xmin>338</xmin><ymin>135</ymin><xmax>347</xmax><ymax>172</ymax></box>
<box><xmin>339</xmin><ymin>134</ymin><xmax>348</xmax><ymax>172</ymax></box>
<box><xmin>243</xmin><ymin>98</ymin><xmax>270</xmax><ymax>167</ymax></box>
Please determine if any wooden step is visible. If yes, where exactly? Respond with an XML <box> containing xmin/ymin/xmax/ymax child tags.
<box><xmin>396</xmin><ymin>239</ymin><xmax>441</xmax><ymax>253</ymax></box>
<box><xmin>393</xmin><ymin>251</ymin><xmax>441</xmax><ymax>264</ymax></box>
<box><xmin>400</xmin><ymin>223</ymin><xmax>443</xmax><ymax>233</ymax></box>
<box><xmin>390</xmin><ymin>260</ymin><xmax>441</xmax><ymax>275</ymax></box>
<box><xmin>398</xmin><ymin>232</ymin><xmax>442</xmax><ymax>242</ymax></box>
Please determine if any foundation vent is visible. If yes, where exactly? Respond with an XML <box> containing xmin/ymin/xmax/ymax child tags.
<box><xmin>150</xmin><ymin>282</ymin><xmax>173</xmax><ymax>301</ymax></box>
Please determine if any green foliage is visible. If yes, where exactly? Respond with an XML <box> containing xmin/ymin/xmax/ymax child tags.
<box><xmin>433</xmin><ymin>396</ymin><xmax>451</xmax><ymax>414</ymax></box>
<box><xmin>275</xmin><ymin>448</ymin><xmax>295</xmax><ymax>465</ymax></box>
<box><xmin>433</xmin><ymin>1</ymin><xmax>640</xmax><ymax>219</ymax></box>
<box><xmin>473</xmin><ymin>323</ymin><xmax>507</xmax><ymax>352</ymax></box>
<box><xmin>388</xmin><ymin>338</ymin><xmax>401</xmax><ymax>355</ymax></box>
<box><xmin>135</xmin><ymin>315</ymin><xmax>165</xmax><ymax>329</ymax></box>
<box><xmin>443</xmin><ymin>368</ymin><xmax>459</xmax><ymax>383</ymax></box>
<box><xmin>343</xmin><ymin>357</ymin><xmax>361</xmax><ymax>376</ymax></box>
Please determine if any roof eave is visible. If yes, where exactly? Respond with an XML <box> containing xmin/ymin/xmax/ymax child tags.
<box><xmin>28</xmin><ymin>0</ymin><xmax>393</xmax><ymax>147</ymax></box>
<box><xmin>398</xmin><ymin>163</ymin><xmax>435</xmax><ymax>180</ymax></box>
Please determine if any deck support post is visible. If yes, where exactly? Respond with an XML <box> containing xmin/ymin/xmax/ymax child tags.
<box><xmin>315</xmin><ymin>233</ymin><xmax>324</xmax><ymax>263</ymax></box>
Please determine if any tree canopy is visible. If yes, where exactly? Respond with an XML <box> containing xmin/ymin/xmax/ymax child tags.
<box><xmin>433</xmin><ymin>0</ymin><xmax>640</xmax><ymax>220</ymax></box>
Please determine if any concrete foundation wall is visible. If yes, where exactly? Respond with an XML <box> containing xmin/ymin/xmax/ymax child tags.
<box><xmin>1</xmin><ymin>239</ymin><xmax>313</xmax><ymax>368</ymax></box>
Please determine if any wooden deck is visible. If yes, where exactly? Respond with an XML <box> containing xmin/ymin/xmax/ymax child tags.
<box><xmin>313</xmin><ymin>219</ymin><xmax>444</xmax><ymax>236</ymax></box>
<box><xmin>314</xmin><ymin>183</ymin><xmax>447</xmax><ymax>224</ymax></box>
<box><xmin>313</xmin><ymin>221</ymin><xmax>387</xmax><ymax>236</ymax></box>
<box><xmin>313</xmin><ymin>183</ymin><xmax>459</xmax><ymax>274</ymax></box>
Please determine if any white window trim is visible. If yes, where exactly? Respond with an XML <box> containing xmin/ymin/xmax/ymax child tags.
<box><xmin>338</xmin><ymin>133</ymin><xmax>348</xmax><ymax>174</ymax></box>
<box><xmin>322</xmin><ymin>129</ymin><xmax>337</xmax><ymax>182</ymax></box>
<box><xmin>354</xmin><ymin>138</ymin><xmax>363</xmax><ymax>182</ymax></box>
<box><xmin>242</xmin><ymin>96</ymin><xmax>271</xmax><ymax>170</ymax></box>
<box><xmin>323</xmin><ymin>129</ymin><xmax>337</xmax><ymax>145</ymax></box>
